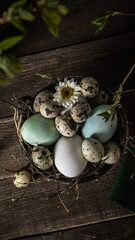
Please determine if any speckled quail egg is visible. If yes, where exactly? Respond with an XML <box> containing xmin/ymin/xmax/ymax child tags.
<box><xmin>82</xmin><ymin>138</ymin><xmax>104</xmax><ymax>163</ymax></box>
<box><xmin>33</xmin><ymin>90</ymin><xmax>53</xmax><ymax>112</ymax></box>
<box><xmin>80</xmin><ymin>77</ymin><xmax>99</xmax><ymax>98</ymax></box>
<box><xmin>90</xmin><ymin>89</ymin><xmax>110</xmax><ymax>108</ymax></box>
<box><xmin>32</xmin><ymin>146</ymin><xmax>53</xmax><ymax>170</ymax></box>
<box><xmin>55</xmin><ymin>114</ymin><xmax>78</xmax><ymax>137</ymax></box>
<box><xmin>103</xmin><ymin>141</ymin><xmax>121</xmax><ymax>164</ymax></box>
<box><xmin>70</xmin><ymin>98</ymin><xmax>91</xmax><ymax>123</ymax></box>
<box><xmin>13</xmin><ymin>170</ymin><xmax>32</xmax><ymax>188</ymax></box>
<box><xmin>40</xmin><ymin>100</ymin><xmax>62</xmax><ymax>118</ymax></box>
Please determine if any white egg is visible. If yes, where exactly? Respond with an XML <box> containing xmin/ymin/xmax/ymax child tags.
<box><xmin>54</xmin><ymin>135</ymin><xmax>88</xmax><ymax>178</ymax></box>
<box><xmin>82</xmin><ymin>138</ymin><xmax>104</xmax><ymax>163</ymax></box>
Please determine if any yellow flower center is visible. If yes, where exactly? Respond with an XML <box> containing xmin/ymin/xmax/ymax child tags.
<box><xmin>61</xmin><ymin>87</ymin><xmax>74</xmax><ymax>100</ymax></box>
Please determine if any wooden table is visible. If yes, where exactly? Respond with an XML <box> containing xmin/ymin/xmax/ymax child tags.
<box><xmin>0</xmin><ymin>1</ymin><xmax>135</xmax><ymax>239</ymax></box>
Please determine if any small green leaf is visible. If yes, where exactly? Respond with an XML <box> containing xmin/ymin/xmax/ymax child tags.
<box><xmin>98</xmin><ymin>111</ymin><xmax>111</xmax><ymax>122</ymax></box>
<box><xmin>18</xmin><ymin>8</ymin><xmax>35</xmax><ymax>21</ymax></box>
<box><xmin>10</xmin><ymin>0</ymin><xmax>28</xmax><ymax>8</ymax></box>
<box><xmin>0</xmin><ymin>54</ymin><xmax>23</xmax><ymax>78</ymax></box>
<box><xmin>92</xmin><ymin>17</ymin><xmax>105</xmax><ymax>25</ymax></box>
<box><xmin>10</xmin><ymin>17</ymin><xmax>26</xmax><ymax>34</ymax></box>
<box><xmin>113</xmin><ymin>89</ymin><xmax>122</xmax><ymax>101</ymax></box>
<box><xmin>95</xmin><ymin>19</ymin><xmax>107</xmax><ymax>34</ymax></box>
<box><xmin>0</xmin><ymin>79</ymin><xmax>11</xmax><ymax>85</ymax></box>
<box><xmin>36</xmin><ymin>73</ymin><xmax>52</xmax><ymax>79</ymax></box>
<box><xmin>99</xmin><ymin>19</ymin><xmax>107</xmax><ymax>30</ymax></box>
<box><xmin>42</xmin><ymin>12</ymin><xmax>59</xmax><ymax>37</ymax></box>
<box><xmin>0</xmin><ymin>36</ymin><xmax>23</xmax><ymax>51</ymax></box>
<box><xmin>46</xmin><ymin>10</ymin><xmax>61</xmax><ymax>25</ymax></box>
<box><xmin>48</xmin><ymin>24</ymin><xmax>59</xmax><ymax>37</ymax></box>
<box><xmin>57</xmin><ymin>5</ymin><xmax>69</xmax><ymax>15</ymax></box>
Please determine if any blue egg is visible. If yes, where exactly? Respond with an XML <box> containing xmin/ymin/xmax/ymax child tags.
<box><xmin>21</xmin><ymin>114</ymin><xmax>61</xmax><ymax>146</ymax></box>
<box><xmin>81</xmin><ymin>105</ymin><xmax>118</xmax><ymax>144</ymax></box>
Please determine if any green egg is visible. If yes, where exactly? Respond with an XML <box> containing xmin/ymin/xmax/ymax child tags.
<box><xmin>21</xmin><ymin>114</ymin><xmax>61</xmax><ymax>146</ymax></box>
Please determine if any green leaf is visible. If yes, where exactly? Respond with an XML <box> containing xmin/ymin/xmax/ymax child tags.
<box><xmin>48</xmin><ymin>24</ymin><xmax>59</xmax><ymax>37</ymax></box>
<box><xmin>95</xmin><ymin>19</ymin><xmax>107</xmax><ymax>34</ymax></box>
<box><xmin>0</xmin><ymin>36</ymin><xmax>23</xmax><ymax>51</ymax></box>
<box><xmin>113</xmin><ymin>89</ymin><xmax>122</xmax><ymax>101</ymax></box>
<box><xmin>57</xmin><ymin>5</ymin><xmax>69</xmax><ymax>15</ymax></box>
<box><xmin>18</xmin><ymin>8</ymin><xmax>35</xmax><ymax>21</ymax></box>
<box><xmin>42</xmin><ymin>12</ymin><xmax>59</xmax><ymax>37</ymax></box>
<box><xmin>92</xmin><ymin>17</ymin><xmax>104</xmax><ymax>25</ymax></box>
<box><xmin>98</xmin><ymin>111</ymin><xmax>111</xmax><ymax>122</ymax></box>
<box><xmin>46</xmin><ymin>10</ymin><xmax>61</xmax><ymax>25</ymax></box>
<box><xmin>0</xmin><ymin>79</ymin><xmax>11</xmax><ymax>85</ymax></box>
<box><xmin>0</xmin><ymin>54</ymin><xmax>23</xmax><ymax>78</ymax></box>
<box><xmin>10</xmin><ymin>17</ymin><xmax>26</xmax><ymax>34</ymax></box>
<box><xmin>36</xmin><ymin>73</ymin><xmax>52</xmax><ymax>79</ymax></box>
<box><xmin>10</xmin><ymin>0</ymin><xmax>28</xmax><ymax>8</ymax></box>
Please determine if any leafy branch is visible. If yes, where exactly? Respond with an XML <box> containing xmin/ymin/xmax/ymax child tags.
<box><xmin>0</xmin><ymin>0</ymin><xmax>68</xmax><ymax>85</ymax></box>
<box><xmin>92</xmin><ymin>11</ymin><xmax>135</xmax><ymax>34</ymax></box>
<box><xmin>0</xmin><ymin>35</ymin><xmax>24</xmax><ymax>85</ymax></box>
<box><xmin>98</xmin><ymin>64</ymin><xmax>135</xmax><ymax>122</ymax></box>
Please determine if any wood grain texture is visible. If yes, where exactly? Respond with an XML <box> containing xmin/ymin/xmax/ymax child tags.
<box><xmin>0</xmin><ymin>1</ymin><xmax>135</xmax><ymax>239</ymax></box>
<box><xmin>17</xmin><ymin>216</ymin><xmax>135</xmax><ymax>240</ymax></box>
<box><xmin>0</xmin><ymin>165</ymin><xmax>135</xmax><ymax>240</ymax></box>
<box><xmin>1</xmin><ymin>0</ymin><xmax>135</xmax><ymax>57</ymax></box>
<box><xmin>0</xmin><ymin>117</ymin><xmax>28</xmax><ymax>179</ymax></box>
<box><xmin>1</xmin><ymin>31</ymin><xmax>135</xmax><ymax>119</ymax></box>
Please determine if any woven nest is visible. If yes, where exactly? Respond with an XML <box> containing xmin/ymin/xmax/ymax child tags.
<box><xmin>12</xmin><ymin>77</ymin><xmax>129</xmax><ymax>192</ymax></box>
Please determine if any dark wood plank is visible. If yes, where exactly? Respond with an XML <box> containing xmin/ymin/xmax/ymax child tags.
<box><xmin>0</xmin><ymin>31</ymin><xmax>135</xmax><ymax>119</ymax></box>
<box><xmin>17</xmin><ymin>216</ymin><xmax>135</xmax><ymax>240</ymax></box>
<box><xmin>0</xmin><ymin>117</ymin><xmax>28</xmax><ymax>179</ymax></box>
<box><xmin>0</xmin><ymin>165</ymin><xmax>135</xmax><ymax>240</ymax></box>
<box><xmin>1</xmin><ymin>0</ymin><xmax>135</xmax><ymax>56</ymax></box>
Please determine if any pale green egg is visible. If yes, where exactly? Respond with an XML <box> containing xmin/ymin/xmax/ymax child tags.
<box><xmin>21</xmin><ymin>114</ymin><xmax>61</xmax><ymax>146</ymax></box>
<box><xmin>81</xmin><ymin>105</ymin><xmax>118</xmax><ymax>144</ymax></box>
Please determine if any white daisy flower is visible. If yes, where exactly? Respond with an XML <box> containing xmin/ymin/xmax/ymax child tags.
<box><xmin>53</xmin><ymin>78</ymin><xmax>81</xmax><ymax>110</ymax></box>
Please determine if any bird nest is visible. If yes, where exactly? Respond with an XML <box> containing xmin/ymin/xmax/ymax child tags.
<box><xmin>12</xmin><ymin>77</ymin><xmax>129</xmax><ymax>188</ymax></box>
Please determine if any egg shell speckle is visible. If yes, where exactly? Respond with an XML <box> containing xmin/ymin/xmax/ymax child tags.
<box><xmin>82</xmin><ymin>138</ymin><xmax>104</xmax><ymax>163</ymax></box>
<box><xmin>80</xmin><ymin>77</ymin><xmax>99</xmax><ymax>98</ymax></box>
<box><xmin>70</xmin><ymin>99</ymin><xmax>91</xmax><ymax>123</ymax></box>
<box><xmin>55</xmin><ymin>114</ymin><xmax>78</xmax><ymax>137</ymax></box>
<box><xmin>40</xmin><ymin>100</ymin><xmax>62</xmax><ymax>118</ymax></box>
<box><xmin>104</xmin><ymin>141</ymin><xmax>121</xmax><ymax>164</ymax></box>
<box><xmin>32</xmin><ymin>146</ymin><xmax>53</xmax><ymax>170</ymax></box>
<box><xmin>54</xmin><ymin>135</ymin><xmax>88</xmax><ymax>178</ymax></box>
<box><xmin>33</xmin><ymin>90</ymin><xmax>53</xmax><ymax>112</ymax></box>
<box><xmin>90</xmin><ymin>89</ymin><xmax>110</xmax><ymax>108</ymax></box>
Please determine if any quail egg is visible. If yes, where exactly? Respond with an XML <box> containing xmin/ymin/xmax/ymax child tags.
<box><xmin>32</xmin><ymin>146</ymin><xmax>53</xmax><ymax>170</ymax></box>
<box><xmin>13</xmin><ymin>170</ymin><xmax>32</xmax><ymax>188</ymax></box>
<box><xmin>82</xmin><ymin>138</ymin><xmax>104</xmax><ymax>163</ymax></box>
<box><xmin>55</xmin><ymin>114</ymin><xmax>78</xmax><ymax>137</ymax></box>
<box><xmin>70</xmin><ymin>98</ymin><xmax>91</xmax><ymax>123</ymax></box>
<box><xmin>103</xmin><ymin>141</ymin><xmax>121</xmax><ymax>164</ymax></box>
<box><xmin>80</xmin><ymin>77</ymin><xmax>99</xmax><ymax>98</ymax></box>
<box><xmin>90</xmin><ymin>89</ymin><xmax>110</xmax><ymax>108</ymax></box>
<box><xmin>33</xmin><ymin>90</ymin><xmax>53</xmax><ymax>112</ymax></box>
<box><xmin>40</xmin><ymin>100</ymin><xmax>62</xmax><ymax>118</ymax></box>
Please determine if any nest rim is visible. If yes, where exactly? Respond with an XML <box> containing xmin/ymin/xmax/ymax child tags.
<box><xmin>12</xmin><ymin>78</ymin><xmax>129</xmax><ymax>186</ymax></box>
